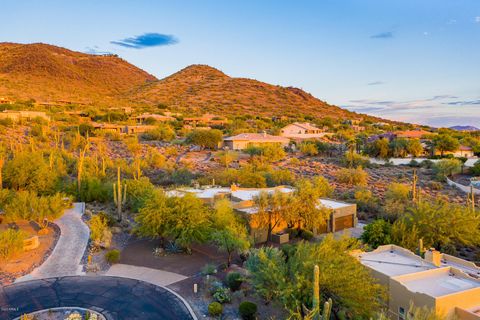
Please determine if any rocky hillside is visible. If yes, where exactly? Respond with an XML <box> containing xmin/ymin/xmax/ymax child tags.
<box><xmin>0</xmin><ymin>42</ymin><xmax>373</xmax><ymax>121</ymax></box>
<box><xmin>131</xmin><ymin>64</ymin><xmax>363</xmax><ymax>119</ymax></box>
<box><xmin>0</xmin><ymin>42</ymin><xmax>157</xmax><ymax>105</ymax></box>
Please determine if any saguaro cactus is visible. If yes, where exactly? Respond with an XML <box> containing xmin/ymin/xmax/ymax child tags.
<box><xmin>412</xmin><ymin>169</ymin><xmax>418</xmax><ymax>202</ymax></box>
<box><xmin>113</xmin><ymin>167</ymin><xmax>127</xmax><ymax>221</ymax></box>
<box><xmin>468</xmin><ymin>185</ymin><xmax>476</xmax><ymax>213</ymax></box>
<box><xmin>306</xmin><ymin>265</ymin><xmax>332</xmax><ymax>320</ymax></box>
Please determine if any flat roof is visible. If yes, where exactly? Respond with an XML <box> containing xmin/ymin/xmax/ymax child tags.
<box><xmin>318</xmin><ymin>199</ymin><xmax>353</xmax><ymax>210</ymax></box>
<box><xmin>399</xmin><ymin>268</ymin><xmax>480</xmax><ymax>297</ymax></box>
<box><xmin>358</xmin><ymin>247</ymin><xmax>435</xmax><ymax>277</ymax></box>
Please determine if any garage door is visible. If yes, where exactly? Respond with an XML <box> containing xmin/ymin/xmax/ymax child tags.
<box><xmin>335</xmin><ymin>215</ymin><xmax>353</xmax><ymax>231</ymax></box>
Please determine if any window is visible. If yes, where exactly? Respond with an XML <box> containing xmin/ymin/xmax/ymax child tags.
<box><xmin>399</xmin><ymin>307</ymin><xmax>405</xmax><ymax>320</ymax></box>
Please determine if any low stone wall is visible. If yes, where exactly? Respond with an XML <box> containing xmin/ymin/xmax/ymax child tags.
<box><xmin>446</xmin><ymin>177</ymin><xmax>480</xmax><ymax>195</ymax></box>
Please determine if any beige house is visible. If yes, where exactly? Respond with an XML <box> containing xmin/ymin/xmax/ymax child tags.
<box><xmin>183</xmin><ymin>114</ymin><xmax>228</xmax><ymax>126</ymax></box>
<box><xmin>355</xmin><ymin>245</ymin><xmax>480</xmax><ymax>320</ymax></box>
<box><xmin>169</xmin><ymin>185</ymin><xmax>357</xmax><ymax>243</ymax></box>
<box><xmin>280</xmin><ymin>122</ymin><xmax>326</xmax><ymax>139</ymax></box>
<box><xmin>124</xmin><ymin>125</ymin><xmax>157</xmax><ymax>134</ymax></box>
<box><xmin>437</xmin><ymin>145</ymin><xmax>475</xmax><ymax>158</ymax></box>
<box><xmin>0</xmin><ymin>110</ymin><xmax>50</xmax><ymax>122</ymax></box>
<box><xmin>0</xmin><ymin>97</ymin><xmax>13</xmax><ymax>105</ymax></box>
<box><xmin>134</xmin><ymin>113</ymin><xmax>175</xmax><ymax>124</ymax></box>
<box><xmin>223</xmin><ymin>132</ymin><xmax>290</xmax><ymax>150</ymax></box>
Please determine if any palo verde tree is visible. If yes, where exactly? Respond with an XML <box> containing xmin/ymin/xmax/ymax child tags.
<box><xmin>210</xmin><ymin>199</ymin><xmax>250</xmax><ymax>266</ymax></box>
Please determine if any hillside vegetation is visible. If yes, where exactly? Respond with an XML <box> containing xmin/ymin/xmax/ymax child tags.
<box><xmin>0</xmin><ymin>42</ymin><xmax>372</xmax><ymax>121</ymax></box>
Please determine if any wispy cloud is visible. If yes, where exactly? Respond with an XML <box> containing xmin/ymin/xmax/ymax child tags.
<box><xmin>84</xmin><ymin>46</ymin><xmax>114</xmax><ymax>55</ymax></box>
<box><xmin>343</xmin><ymin>95</ymin><xmax>480</xmax><ymax>127</ymax></box>
<box><xmin>370</xmin><ymin>31</ymin><xmax>394</xmax><ymax>39</ymax></box>
<box><xmin>367</xmin><ymin>81</ymin><xmax>385</xmax><ymax>86</ymax></box>
<box><xmin>447</xmin><ymin>19</ymin><xmax>457</xmax><ymax>25</ymax></box>
<box><xmin>111</xmin><ymin>33</ymin><xmax>178</xmax><ymax>49</ymax></box>
<box><xmin>475</xmin><ymin>16</ymin><xmax>480</xmax><ymax>23</ymax></box>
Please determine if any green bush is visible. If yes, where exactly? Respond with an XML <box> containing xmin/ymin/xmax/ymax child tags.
<box><xmin>208</xmin><ymin>301</ymin><xmax>223</xmax><ymax>317</ymax></box>
<box><xmin>285</xmin><ymin>227</ymin><xmax>299</xmax><ymax>239</ymax></box>
<box><xmin>105</xmin><ymin>249</ymin><xmax>120</xmax><ymax>264</ymax></box>
<box><xmin>299</xmin><ymin>229</ymin><xmax>314</xmax><ymax>241</ymax></box>
<box><xmin>239</xmin><ymin>301</ymin><xmax>258</xmax><ymax>320</ymax></box>
<box><xmin>335</xmin><ymin>167</ymin><xmax>368</xmax><ymax>186</ymax></box>
<box><xmin>202</xmin><ymin>263</ymin><xmax>217</xmax><ymax>275</ymax></box>
<box><xmin>213</xmin><ymin>287</ymin><xmax>231</xmax><ymax>303</ymax></box>
<box><xmin>0</xmin><ymin>228</ymin><xmax>26</xmax><ymax>260</ymax></box>
<box><xmin>226</xmin><ymin>272</ymin><xmax>243</xmax><ymax>291</ymax></box>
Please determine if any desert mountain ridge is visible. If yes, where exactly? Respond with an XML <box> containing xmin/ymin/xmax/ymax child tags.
<box><xmin>0</xmin><ymin>42</ymin><xmax>384</xmax><ymax>122</ymax></box>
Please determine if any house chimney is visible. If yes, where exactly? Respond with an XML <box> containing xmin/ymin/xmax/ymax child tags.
<box><xmin>230</xmin><ymin>184</ymin><xmax>239</xmax><ymax>192</ymax></box>
<box><xmin>425</xmin><ymin>248</ymin><xmax>442</xmax><ymax>267</ymax></box>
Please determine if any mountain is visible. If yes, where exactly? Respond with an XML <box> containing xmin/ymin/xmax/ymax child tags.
<box><xmin>0</xmin><ymin>42</ymin><xmax>376</xmax><ymax>121</ymax></box>
<box><xmin>0</xmin><ymin>42</ymin><xmax>157</xmax><ymax>105</ymax></box>
<box><xmin>130</xmin><ymin>64</ymin><xmax>362</xmax><ymax>119</ymax></box>
<box><xmin>450</xmin><ymin>125</ymin><xmax>479</xmax><ymax>131</ymax></box>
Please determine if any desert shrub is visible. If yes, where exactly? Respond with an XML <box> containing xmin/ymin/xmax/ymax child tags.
<box><xmin>125</xmin><ymin>177</ymin><xmax>155</xmax><ymax>212</ymax></box>
<box><xmin>202</xmin><ymin>263</ymin><xmax>217</xmax><ymax>275</ymax></box>
<box><xmin>213</xmin><ymin>287</ymin><xmax>232</xmax><ymax>303</ymax></box>
<box><xmin>427</xmin><ymin>181</ymin><xmax>444</xmax><ymax>191</ymax></box>
<box><xmin>265</xmin><ymin>169</ymin><xmax>294</xmax><ymax>186</ymax></box>
<box><xmin>299</xmin><ymin>142</ymin><xmax>318</xmax><ymax>156</ymax></box>
<box><xmin>89</xmin><ymin>214</ymin><xmax>112</xmax><ymax>248</ymax></box>
<box><xmin>0</xmin><ymin>228</ymin><xmax>26</xmax><ymax>260</ymax></box>
<box><xmin>361</xmin><ymin>219</ymin><xmax>392</xmax><ymax>249</ymax></box>
<box><xmin>433</xmin><ymin>159</ymin><xmax>461</xmax><ymax>180</ymax></box>
<box><xmin>226</xmin><ymin>272</ymin><xmax>243</xmax><ymax>291</ymax></box>
<box><xmin>171</xmin><ymin>168</ymin><xmax>195</xmax><ymax>185</ymax></box>
<box><xmin>186</xmin><ymin>129</ymin><xmax>223</xmax><ymax>149</ymax></box>
<box><xmin>299</xmin><ymin>229</ymin><xmax>314</xmax><ymax>241</ymax></box>
<box><xmin>245</xmin><ymin>143</ymin><xmax>286</xmax><ymax>163</ymax></box>
<box><xmin>420</xmin><ymin>159</ymin><xmax>434</xmax><ymax>169</ymax></box>
<box><xmin>208</xmin><ymin>302</ymin><xmax>223</xmax><ymax>317</ymax></box>
<box><xmin>78</xmin><ymin>177</ymin><xmax>111</xmax><ymax>202</ymax></box>
<box><xmin>105</xmin><ymin>249</ymin><xmax>120</xmax><ymax>264</ymax></box>
<box><xmin>342</xmin><ymin>151</ymin><xmax>370</xmax><ymax>168</ymax></box>
<box><xmin>471</xmin><ymin>160</ymin><xmax>480</xmax><ymax>176</ymax></box>
<box><xmin>354</xmin><ymin>188</ymin><xmax>379</xmax><ymax>213</ymax></box>
<box><xmin>289</xmin><ymin>157</ymin><xmax>300</xmax><ymax>165</ymax></box>
<box><xmin>408</xmin><ymin>159</ymin><xmax>420</xmax><ymax>167</ymax></box>
<box><xmin>239</xmin><ymin>301</ymin><xmax>258</xmax><ymax>320</ymax></box>
<box><xmin>335</xmin><ymin>167</ymin><xmax>368</xmax><ymax>186</ymax></box>
<box><xmin>141</xmin><ymin>124</ymin><xmax>175</xmax><ymax>141</ymax></box>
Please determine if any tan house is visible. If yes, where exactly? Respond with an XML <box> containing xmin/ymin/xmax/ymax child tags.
<box><xmin>134</xmin><ymin>113</ymin><xmax>175</xmax><ymax>124</ymax></box>
<box><xmin>169</xmin><ymin>185</ymin><xmax>357</xmax><ymax>243</ymax></box>
<box><xmin>124</xmin><ymin>125</ymin><xmax>157</xmax><ymax>134</ymax></box>
<box><xmin>355</xmin><ymin>245</ymin><xmax>480</xmax><ymax>320</ymax></box>
<box><xmin>91</xmin><ymin>123</ymin><xmax>124</xmax><ymax>133</ymax></box>
<box><xmin>183</xmin><ymin>114</ymin><xmax>228</xmax><ymax>126</ymax></box>
<box><xmin>223</xmin><ymin>132</ymin><xmax>290</xmax><ymax>150</ymax></box>
<box><xmin>0</xmin><ymin>110</ymin><xmax>50</xmax><ymax>122</ymax></box>
<box><xmin>0</xmin><ymin>97</ymin><xmax>13</xmax><ymax>105</ymax></box>
<box><xmin>280</xmin><ymin>122</ymin><xmax>326</xmax><ymax>139</ymax></box>
<box><xmin>437</xmin><ymin>145</ymin><xmax>475</xmax><ymax>158</ymax></box>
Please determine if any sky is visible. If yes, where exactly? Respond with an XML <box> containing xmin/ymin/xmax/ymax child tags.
<box><xmin>1</xmin><ymin>0</ymin><xmax>480</xmax><ymax>128</ymax></box>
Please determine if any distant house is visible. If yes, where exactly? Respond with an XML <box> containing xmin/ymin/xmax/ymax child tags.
<box><xmin>124</xmin><ymin>125</ymin><xmax>157</xmax><ymax>134</ymax></box>
<box><xmin>134</xmin><ymin>113</ymin><xmax>175</xmax><ymax>124</ymax></box>
<box><xmin>280</xmin><ymin>122</ymin><xmax>326</xmax><ymax>139</ymax></box>
<box><xmin>91</xmin><ymin>123</ymin><xmax>124</xmax><ymax>133</ymax></box>
<box><xmin>0</xmin><ymin>110</ymin><xmax>50</xmax><ymax>122</ymax></box>
<box><xmin>436</xmin><ymin>145</ymin><xmax>475</xmax><ymax>158</ymax></box>
<box><xmin>183</xmin><ymin>114</ymin><xmax>228</xmax><ymax>126</ymax></box>
<box><xmin>170</xmin><ymin>185</ymin><xmax>357</xmax><ymax>243</ymax></box>
<box><xmin>354</xmin><ymin>245</ymin><xmax>480</xmax><ymax>320</ymax></box>
<box><xmin>0</xmin><ymin>97</ymin><xmax>13</xmax><ymax>105</ymax></box>
<box><xmin>223</xmin><ymin>132</ymin><xmax>290</xmax><ymax>150</ymax></box>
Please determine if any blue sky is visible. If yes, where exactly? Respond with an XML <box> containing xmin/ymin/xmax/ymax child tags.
<box><xmin>2</xmin><ymin>0</ymin><xmax>480</xmax><ymax>127</ymax></box>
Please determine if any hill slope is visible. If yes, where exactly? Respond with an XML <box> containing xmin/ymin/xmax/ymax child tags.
<box><xmin>0</xmin><ymin>42</ymin><xmax>157</xmax><ymax>105</ymax></box>
<box><xmin>131</xmin><ymin>64</ymin><xmax>360</xmax><ymax>119</ymax></box>
<box><xmin>0</xmin><ymin>43</ymin><xmax>372</xmax><ymax>121</ymax></box>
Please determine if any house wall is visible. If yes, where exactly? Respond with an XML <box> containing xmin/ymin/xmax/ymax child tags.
<box><xmin>436</xmin><ymin>287</ymin><xmax>480</xmax><ymax>319</ymax></box>
<box><xmin>388</xmin><ymin>278</ymin><xmax>436</xmax><ymax>320</ymax></box>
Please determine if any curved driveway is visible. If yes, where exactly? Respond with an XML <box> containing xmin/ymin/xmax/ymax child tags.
<box><xmin>16</xmin><ymin>203</ymin><xmax>89</xmax><ymax>282</ymax></box>
<box><xmin>0</xmin><ymin>276</ymin><xmax>194</xmax><ymax>320</ymax></box>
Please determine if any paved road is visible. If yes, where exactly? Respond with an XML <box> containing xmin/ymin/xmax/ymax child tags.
<box><xmin>16</xmin><ymin>203</ymin><xmax>89</xmax><ymax>282</ymax></box>
<box><xmin>106</xmin><ymin>264</ymin><xmax>187</xmax><ymax>286</ymax></box>
<box><xmin>0</xmin><ymin>276</ymin><xmax>195</xmax><ymax>320</ymax></box>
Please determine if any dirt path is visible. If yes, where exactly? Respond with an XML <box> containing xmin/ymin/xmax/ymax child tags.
<box><xmin>15</xmin><ymin>203</ymin><xmax>89</xmax><ymax>282</ymax></box>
